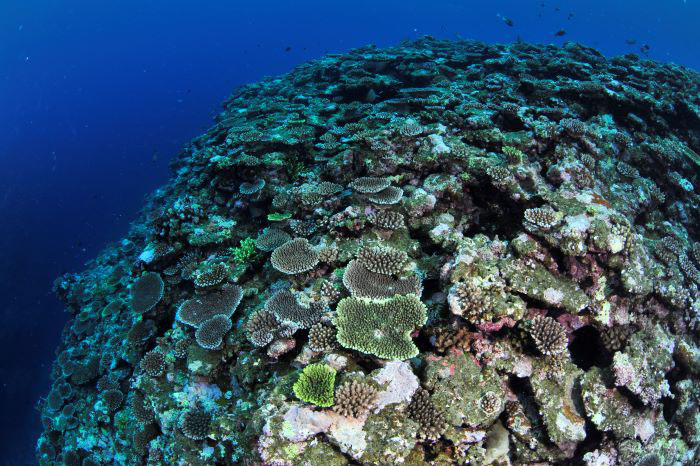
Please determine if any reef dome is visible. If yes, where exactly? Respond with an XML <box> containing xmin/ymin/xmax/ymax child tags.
<box><xmin>38</xmin><ymin>37</ymin><xmax>700</xmax><ymax>465</ymax></box>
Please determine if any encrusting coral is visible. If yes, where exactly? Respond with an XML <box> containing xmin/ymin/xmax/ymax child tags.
<box><xmin>38</xmin><ymin>37</ymin><xmax>700</xmax><ymax>465</ymax></box>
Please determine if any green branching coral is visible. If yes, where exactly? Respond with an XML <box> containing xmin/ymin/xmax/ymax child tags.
<box><xmin>292</xmin><ymin>363</ymin><xmax>336</xmax><ymax>407</ymax></box>
<box><xmin>231</xmin><ymin>237</ymin><xmax>257</xmax><ymax>264</ymax></box>
<box><xmin>334</xmin><ymin>295</ymin><xmax>427</xmax><ymax>359</ymax></box>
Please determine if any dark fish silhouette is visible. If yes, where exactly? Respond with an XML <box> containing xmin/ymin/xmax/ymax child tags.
<box><xmin>555</xmin><ymin>29</ymin><xmax>566</xmax><ymax>36</ymax></box>
<box><xmin>567</xmin><ymin>13</ymin><xmax>574</xmax><ymax>20</ymax></box>
<box><xmin>640</xmin><ymin>44</ymin><xmax>650</xmax><ymax>56</ymax></box>
<box><xmin>503</xmin><ymin>17</ymin><xmax>514</xmax><ymax>27</ymax></box>
<box><xmin>284</xmin><ymin>46</ymin><xmax>292</xmax><ymax>52</ymax></box>
<box><xmin>625</xmin><ymin>38</ymin><xmax>637</xmax><ymax>45</ymax></box>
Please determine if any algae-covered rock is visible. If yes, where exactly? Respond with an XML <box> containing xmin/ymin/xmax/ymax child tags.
<box><xmin>529</xmin><ymin>358</ymin><xmax>586</xmax><ymax>457</ymax></box>
<box><xmin>581</xmin><ymin>366</ymin><xmax>648</xmax><ymax>440</ymax></box>
<box><xmin>423</xmin><ymin>351</ymin><xmax>505</xmax><ymax>428</ymax></box>
<box><xmin>612</xmin><ymin>326</ymin><xmax>675</xmax><ymax>406</ymax></box>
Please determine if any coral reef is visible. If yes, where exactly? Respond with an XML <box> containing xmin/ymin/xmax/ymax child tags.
<box><xmin>38</xmin><ymin>37</ymin><xmax>700</xmax><ymax>465</ymax></box>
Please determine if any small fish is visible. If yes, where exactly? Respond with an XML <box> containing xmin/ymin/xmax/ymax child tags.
<box><xmin>284</xmin><ymin>46</ymin><xmax>292</xmax><ymax>52</ymax></box>
<box><xmin>625</xmin><ymin>38</ymin><xmax>637</xmax><ymax>45</ymax></box>
<box><xmin>554</xmin><ymin>29</ymin><xmax>566</xmax><ymax>36</ymax></box>
<box><xmin>567</xmin><ymin>13</ymin><xmax>574</xmax><ymax>20</ymax></box>
<box><xmin>640</xmin><ymin>44</ymin><xmax>651</xmax><ymax>56</ymax></box>
<box><xmin>503</xmin><ymin>17</ymin><xmax>514</xmax><ymax>27</ymax></box>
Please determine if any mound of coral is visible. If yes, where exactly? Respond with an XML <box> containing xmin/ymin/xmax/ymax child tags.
<box><xmin>38</xmin><ymin>37</ymin><xmax>700</xmax><ymax>465</ymax></box>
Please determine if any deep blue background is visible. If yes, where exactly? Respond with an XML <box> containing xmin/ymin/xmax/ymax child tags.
<box><xmin>1</xmin><ymin>0</ymin><xmax>698</xmax><ymax>462</ymax></box>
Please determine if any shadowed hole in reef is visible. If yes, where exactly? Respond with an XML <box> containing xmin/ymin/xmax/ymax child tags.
<box><xmin>464</xmin><ymin>185</ymin><xmax>524</xmax><ymax>240</ymax></box>
<box><xmin>663</xmin><ymin>363</ymin><xmax>689</xmax><ymax>423</ymax></box>
<box><xmin>569</xmin><ymin>326</ymin><xmax>607</xmax><ymax>370</ymax></box>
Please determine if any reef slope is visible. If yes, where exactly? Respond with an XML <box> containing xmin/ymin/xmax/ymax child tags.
<box><xmin>38</xmin><ymin>38</ymin><xmax>700</xmax><ymax>465</ymax></box>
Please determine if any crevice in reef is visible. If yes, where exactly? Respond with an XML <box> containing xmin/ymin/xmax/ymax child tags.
<box><xmin>569</xmin><ymin>326</ymin><xmax>607</xmax><ymax>370</ymax></box>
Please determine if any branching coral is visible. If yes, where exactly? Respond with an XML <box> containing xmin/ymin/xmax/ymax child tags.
<box><xmin>334</xmin><ymin>295</ymin><xmax>427</xmax><ymax>359</ymax></box>
<box><xmin>307</xmin><ymin>323</ymin><xmax>337</xmax><ymax>352</ymax></box>
<box><xmin>246</xmin><ymin>310</ymin><xmax>283</xmax><ymax>347</ymax></box>
<box><xmin>523</xmin><ymin>206</ymin><xmax>561</xmax><ymax>230</ymax></box>
<box><xmin>292</xmin><ymin>363</ymin><xmax>336</xmax><ymax>407</ymax></box>
<box><xmin>407</xmin><ymin>388</ymin><xmax>447</xmax><ymax>441</ymax></box>
<box><xmin>231</xmin><ymin>237</ymin><xmax>257</xmax><ymax>264</ymax></box>
<box><xmin>367</xmin><ymin>210</ymin><xmax>405</xmax><ymax>230</ymax></box>
<box><xmin>101</xmin><ymin>389</ymin><xmax>124</xmax><ymax>412</ymax></box>
<box><xmin>333</xmin><ymin>380</ymin><xmax>378</xmax><ymax>417</ymax></box>
<box><xmin>529</xmin><ymin>316</ymin><xmax>568</xmax><ymax>356</ymax></box>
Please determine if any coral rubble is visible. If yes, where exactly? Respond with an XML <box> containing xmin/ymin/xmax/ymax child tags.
<box><xmin>38</xmin><ymin>37</ymin><xmax>700</xmax><ymax>465</ymax></box>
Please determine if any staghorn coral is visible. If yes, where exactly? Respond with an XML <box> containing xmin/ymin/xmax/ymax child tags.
<box><xmin>356</xmin><ymin>244</ymin><xmax>408</xmax><ymax>276</ymax></box>
<box><xmin>333</xmin><ymin>380</ymin><xmax>378</xmax><ymax>418</ymax></box>
<box><xmin>270</xmin><ymin>238</ymin><xmax>320</xmax><ymax>274</ymax></box>
<box><xmin>334</xmin><ymin>295</ymin><xmax>427</xmax><ymax>360</ymax></box>
<box><xmin>292</xmin><ymin>363</ymin><xmax>337</xmax><ymax>407</ymax></box>
<box><xmin>529</xmin><ymin>316</ymin><xmax>568</xmax><ymax>356</ymax></box>
<box><xmin>129</xmin><ymin>272</ymin><xmax>164</xmax><ymax>314</ymax></box>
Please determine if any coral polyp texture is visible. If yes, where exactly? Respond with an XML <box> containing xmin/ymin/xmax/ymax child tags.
<box><xmin>38</xmin><ymin>37</ymin><xmax>700</xmax><ymax>465</ymax></box>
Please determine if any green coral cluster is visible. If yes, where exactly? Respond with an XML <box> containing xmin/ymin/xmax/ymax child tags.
<box><xmin>292</xmin><ymin>363</ymin><xmax>336</xmax><ymax>407</ymax></box>
<box><xmin>230</xmin><ymin>237</ymin><xmax>257</xmax><ymax>264</ymax></box>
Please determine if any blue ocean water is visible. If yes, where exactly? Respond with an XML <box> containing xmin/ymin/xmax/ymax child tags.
<box><xmin>0</xmin><ymin>0</ymin><xmax>698</xmax><ymax>463</ymax></box>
